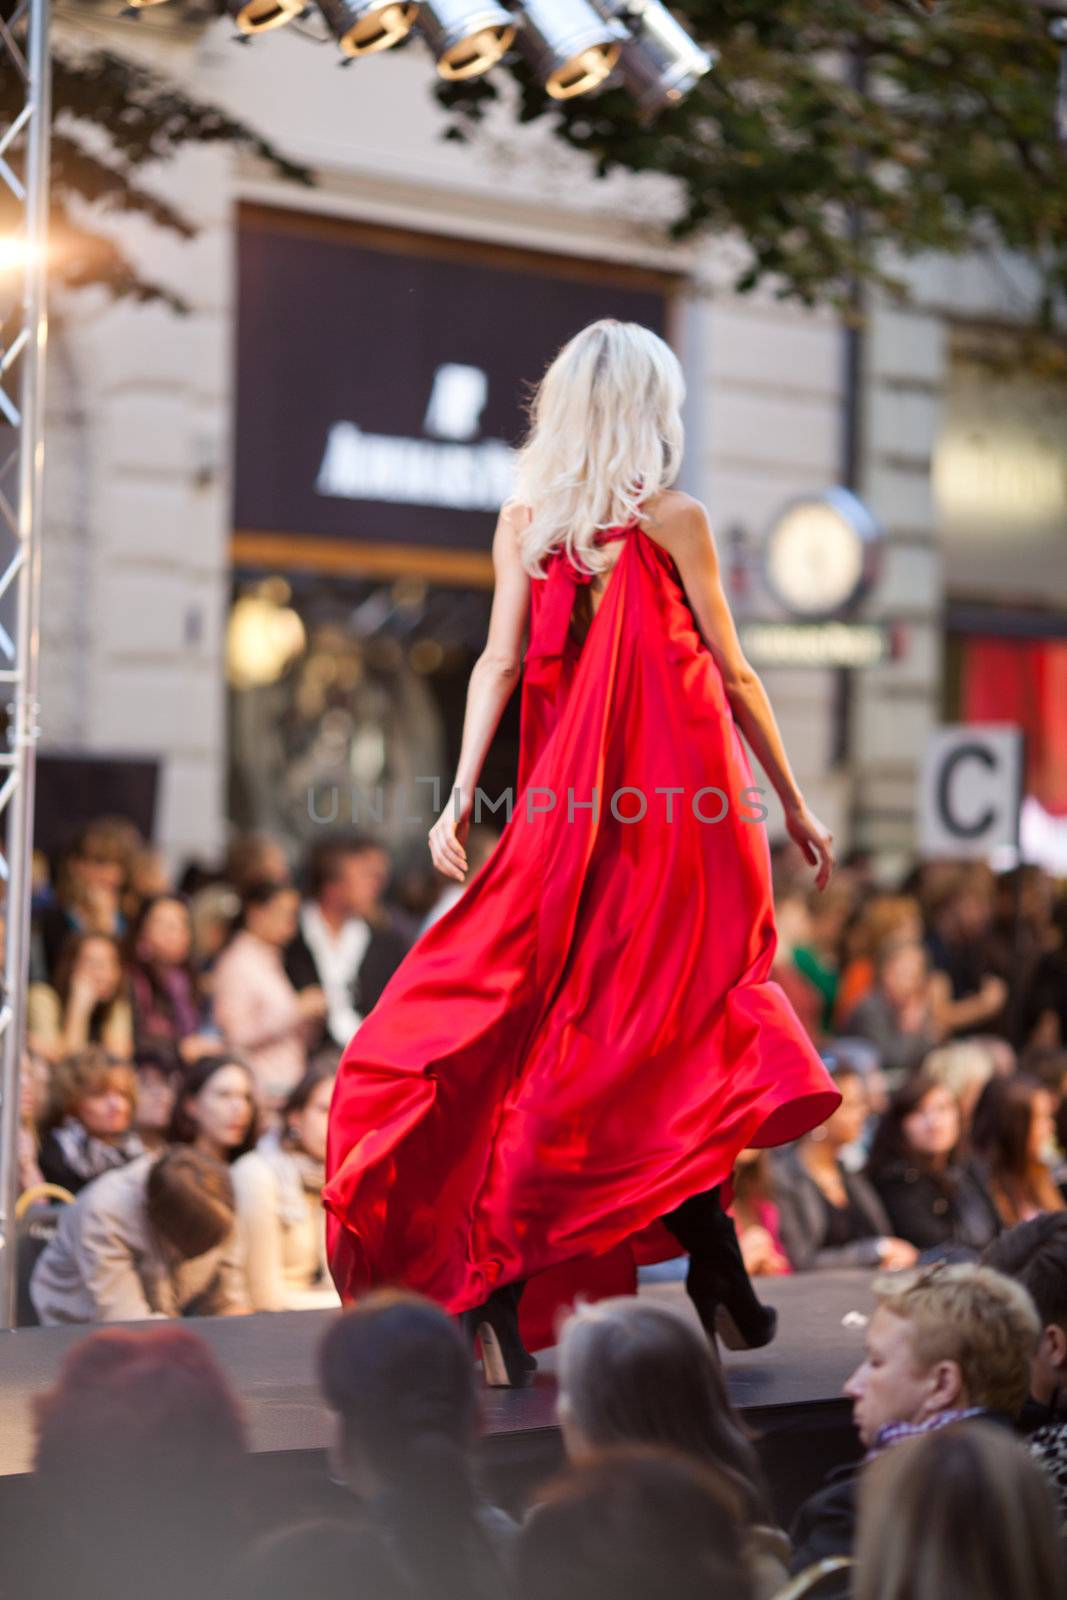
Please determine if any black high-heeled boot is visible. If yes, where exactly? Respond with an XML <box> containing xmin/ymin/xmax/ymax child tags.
<box><xmin>662</xmin><ymin>1185</ymin><xmax>778</xmax><ymax>1352</ymax></box>
<box><xmin>459</xmin><ymin>1280</ymin><xmax>537</xmax><ymax>1387</ymax></box>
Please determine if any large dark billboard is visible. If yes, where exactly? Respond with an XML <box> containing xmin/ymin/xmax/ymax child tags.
<box><xmin>234</xmin><ymin>207</ymin><xmax>672</xmax><ymax>556</ymax></box>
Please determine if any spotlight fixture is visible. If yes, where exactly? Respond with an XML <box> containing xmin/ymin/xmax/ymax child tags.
<box><xmin>514</xmin><ymin>0</ymin><xmax>627</xmax><ymax>99</ymax></box>
<box><xmin>227</xmin><ymin>0</ymin><xmax>307</xmax><ymax>32</ymax></box>
<box><xmin>589</xmin><ymin>0</ymin><xmax>713</xmax><ymax>116</ymax></box>
<box><xmin>317</xmin><ymin>0</ymin><xmax>417</xmax><ymax>53</ymax></box>
<box><xmin>416</xmin><ymin>0</ymin><xmax>516</xmax><ymax>79</ymax></box>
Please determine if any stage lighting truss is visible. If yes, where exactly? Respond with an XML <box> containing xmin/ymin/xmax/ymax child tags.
<box><xmin>317</xmin><ymin>0</ymin><xmax>418</xmax><ymax>54</ymax></box>
<box><xmin>228</xmin><ymin>0</ymin><xmax>307</xmax><ymax>33</ymax></box>
<box><xmin>512</xmin><ymin>0</ymin><xmax>627</xmax><ymax>100</ymax></box>
<box><xmin>588</xmin><ymin>0</ymin><xmax>714</xmax><ymax>117</ymax></box>
<box><xmin>413</xmin><ymin>0</ymin><xmax>516</xmax><ymax>78</ymax></box>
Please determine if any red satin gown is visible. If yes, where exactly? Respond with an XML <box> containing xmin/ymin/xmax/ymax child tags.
<box><xmin>324</xmin><ymin>516</ymin><xmax>841</xmax><ymax>1337</ymax></box>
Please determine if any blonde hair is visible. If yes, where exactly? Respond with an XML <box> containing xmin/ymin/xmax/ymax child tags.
<box><xmin>854</xmin><ymin>1422</ymin><xmax>1066</xmax><ymax>1600</ymax></box>
<box><xmin>513</xmin><ymin>319</ymin><xmax>685</xmax><ymax>579</ymax></box>
<box><xmin>871</xmin><ymin>1262</ymin><xmax>1039</xmax><ymax>1417</ymax></box>
<box><xmin>922</xmin><ymin>1039</ymin><xmax>997</xmax><ymax>1106</ymax></box>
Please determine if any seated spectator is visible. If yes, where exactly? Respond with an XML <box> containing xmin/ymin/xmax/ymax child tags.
<box><xmin>17</xmin><ymin>1326</ymin><xmax>248</xmax><ymax>1600</ymax></box>
<box><xmin>27</xmin><ymin>930</ymin><xmax>133</xmax><ymax>1063</ymax></box>
<box><xmin>984</xmin><ymin>1212</ymin><xmax>1067</xmax><ymax>1519</ymax></box>
<box><xmin>921</xmin><ymin>1037</ymin><xmax>1000</xmax><ymax>1129</ymax></box>
<box><xmin>30</xmin><ymin>1147</ymin><xmax>248</xmax><ymax>1324</ymax></box>
<box><xmin>557</xmin><ymin>1297</ymin><xmax>788</xmax><ymax>1598</ymax></box>
<box><xmin>923</xmin><ymin>868</ymin><xmax>1009</xmax><ymax>1039</ymax></box>
<box><xmin>18</xmin><ymin>1046</ymin><xmax>51</xmax><ymax>1192</ymax></box>
<box><xmin>212</xmin><ymin>881</ymin><xmax>326</xmax><ymax>1110</ymax></box>
<box><xmin>866</xmin><ymin>1071</ymin><xmax>1002</xmax><ymax>1255</ymax></box>
<box><xmin>224</xmin><ymin>830</ymin><xmax>291</xmax><ymax>896</ymax></box>
<box><xmin>127</xmin><ymin>893</ymin><xmax>215</xmax><ymax>1066</ymax></box>
<box><xmin>232</xmin><ymin>1059</ymin><xmax>340</xmax><ymax>1311</ymax></box>
<box><xmin>841</xmin><ymin>939</ymin><xmax>944</xmax><ymax>1087</ymax></box>
<box><xmin>515</xmin><ymin>1446</ymin><xmax>756</xmax><ymax>1600</ymax></box>
<box><xmin>285</xmin><ymin>834</ymin><xmax>411</xmax><ymax>1053</ymax></box>
<box><xmin>791</xmin><ymin>882</ymin><xmax>854</xmax><ymax>1035</ymax></box>
<box><xmin>234</xmin><ymin>1519</ymin><xmax>412</xmax><ymax>1600</ymax></box>
<box><xmin>34</xmin><ymin>817</ymin><xmax>139</xmax><ymax>981</ymax></box>
<box><xmin>790</xmin><ymin>1262</ymin><xmax>1039</xmax><ymax>1581</ymax></box>
<box><xmin>169</xmin><ymin>1052</ymin><xmax>259</xmax><ymax>1165</ymax></box>
<box><xmin>853</xmin><ymin>1422</ymin><xmax>1067</xmax><ymax>1600</ymax></box>
<box><xmin>772</xmin><ymin>1068</ymin><xmax>918</xmax><ymax>1273</ymax></box>
<box><xmin>771</xmin><ymin>891</ymin><xmax>824</xmax><ymax>1047</ymax></box>
<box><xmin>122</xmin><ymin>845</ymin><xmax>172</xmax><ymax>926</ymax></box>
<box><xmin>37</xmin><ymin>1047</ymin><xmax>143</xmax><ymax>1195</ymax></box>
<box><xmin>730</xmin><ymin>1149</ymin><xmax>792</xmax><ymax>1277</ymax></box>
<box><xmin>318</xmin><ymin>1289</ymin><xmax>513</xmax><ymax>1600</ymax></box>
<box><xmin>833</xmin><ymin>893</ymin><xmax>923</xmax><ymax>1030</ymax></box>
<box><xmin>1023</xmin><ymin>894</ymin><xmax>1067</xmax><ymax>1050</ymax></box>
<box><xmin>132</xmin><ymin>1049</ymin><xmax>183</xmax><ymax>1153</ymax></box>
<box><xmin>970</xmin><ymin>1073</ymin><xmax>1066</xmax><ymax>1227</ymax></box>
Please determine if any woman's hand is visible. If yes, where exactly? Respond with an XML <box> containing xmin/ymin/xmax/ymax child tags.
<box><xmin>784</xmin><ymin>801</ymin><xmax>835</xmax><ymax>891</ymax></box>
<box><xmin>429</xmin><ymin>797</ymin><xmax>470</xmax><ymax>884</ymax></box>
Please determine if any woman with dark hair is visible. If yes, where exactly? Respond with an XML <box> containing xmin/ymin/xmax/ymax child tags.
<box><xmin>126</xmin><ymin>893</ymin><xmax>214</xmax><ymax>1066</ymax></box>
<box><xmin>17</xmin><ymin>1325</ymin><xmax>248</xmax><ymax>1600</ymax></box>
<box><xmin>970</xmin><ymin>1075</ymin><xmax>1065</xmax><ymax>1227</ymax></box>
<box><xmin>234</xmin><ymin>1519</ymin><xmax>412</xmax><ymax>1600</ymax></box>
<box><xmin>212</xmin><ymin>881</ymin><xmax>326</xmax><ymax>1110</ymax></box>
<box><xmin>556</xmin><ymin>1297</ymin><xmax>787</xmax><ymax>1596</ymax></box>
<box><xmin>169</xmin><ymin>1053</ymin><xmax>259</xmax><ymax>1164</ymax></box>
<box><xmin>515</xmin><ymin>1446</ymin><xmax>756</xmax><ymax>1600</ymax></box>
<box><xmin>866</xmin><ymin>1072</ymin><xmax>1001</xmax><ymax>1255</ymax></box>
<box><xmin>37</xmin><ymin>1046</ymin><xmax>143</xmax><ymax>1194</ymax></box>
<box><xmin>28</xmin><ymin>930</ymin><xmax>133</xmax><ymax>1063</ymax></box>
<box><xmin>232</xmin><ymin>1058</ymin><xmax>340</xmax><ymax>1310</ymax></box>
<box><xmin>317</xmin><ymin>1289</ymin><xmax>513</xmax><ymax>1600</ymax></box>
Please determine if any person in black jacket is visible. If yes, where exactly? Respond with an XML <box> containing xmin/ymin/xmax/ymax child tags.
<box><xmin>789</xmin><ymin>1262</ymin><xmax>1040</xmax><ymax>1592</ymax></box>
<box><xmin>284</xmin><ymin>835</ymin><xmax>411</xmax><ymax>1053</ymax></box>
<box><xmin>866</xmin><ymin>1070</ymin><xmax>1002</xmax><ymax>1257</ymax></box>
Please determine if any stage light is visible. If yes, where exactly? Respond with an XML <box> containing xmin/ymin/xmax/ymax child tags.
<box><xmin>317</xmin><ymin>0</ymin><xmax>417</xmax><ymax>55</ymax></box>
<box><xmin>227</xmin><ymin>0</ymin><xmax>306</xmax><ymax>35</ymax></box>
<box><xmin>589</xmin><ymin>0</ymin><xmax>713</xmax><ymax>117</ymax></box>
<box><xmin>513</xmin><ymin>0</ymin><xmax>627</xmax><ymax>99</ymax></box>
<box><xmin>416</xmin><ymin>0</ymin><xmax>516</xmax><ymax>79</ymax></box>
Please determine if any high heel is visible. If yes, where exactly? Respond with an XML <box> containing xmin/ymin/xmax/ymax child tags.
<box><xmin>662</xmin><ymin>1185</ymin><xmax>778</xmax><ymax>1352</ymax></box>
<box><xmin>460</xmin><ymin>1281</ymin><xmax>537</xmax><ymax>1387</ymax></box>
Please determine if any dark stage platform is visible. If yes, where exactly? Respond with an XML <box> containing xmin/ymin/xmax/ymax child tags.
<box><xmin>0</xmin><ymin>1271</ymin><xmax>876</xmax><ymax>1524</ymax></box>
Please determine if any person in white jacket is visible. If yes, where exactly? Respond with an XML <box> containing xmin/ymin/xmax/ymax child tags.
<box><xmin>232</xmin><ymin>1059</ymin><xmax>340</xmax><ymax>1312</ymax></box>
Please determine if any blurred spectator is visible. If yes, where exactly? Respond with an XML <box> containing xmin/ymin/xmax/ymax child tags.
<box><xmin>122</xmin><ymin>845</ymin><xmax>172</xmax><ymax>926</ymax></box>
<box><xmin>730</xmin><ymin>1149</ymin><xmax>792</xmax><ymax>1277</ymax></box>
<box><xmin>234</xmin><ymin>1519</ymin><xmax>412</xmax><ymax>1600</ymax></box>
<box><xmin>127</xmin><ymin>893</ymin><xmax>215</xmax><ymax>1066</ymax></box>
<box><xmin>224</xmin><ymin>830</ymin><xmax>291</xmax><ymax>896</ymax></box>
<box><xmin>285</xmin><ymin>834</ymin><xmax>411</xmax><ymax>1052</ymax></box>
<box><xmin>841</xmin><ymin>939</ymin><xmax>944</xmax><ymax>1086</ymax></box>
<box><xmin>771</xmin><ymin>890</ymin><xmax>824</xmax><ymax>1046</ymax></box>
<box><xmin>834</xmin><ymin>894</ymin><xmax>923</xmax><ymax>1029</ymax></box>
<box><xmin>37</xmin><ymin>1048</ymin><xmax>142</xmax><ymax>1195</ymax></box>
<box><xmin>790</xmin><ymin>1263</ymin><xmax>1040</xmax><ymax>1581</ymax></box>
<box><xmin>232</xmin><ymin>1058</ymin><xmax>340</xmax><ymax>1311</ymax></box>
<box><xmin>853</xmin><ymin>1422</ymin><xmax>1067</xmax><ymax>1600</ymax></box>
<box><xmin>30</xmin><ymin>1147</ymin><xmax>248</xmax><ymax>1323</ymax></box>
<box><xmin>922</xmin><ymin>869</ymin><xmax>1008</xmax><ymax>1039</ymax></box>
<box><xmin>27</xmin><ymin>930</ymin><xmax>133</xmax><ymax>1062</ymax></box>
<box><xmin>772</xmin><ymin>1069</ymin><xmax>917</xmax><ymax>1273</ymax></box>
<box><xmin>969</xmin><ymin>1074</ymin><xmax>1065</xmax><ymax>1227</ymax></box>
<box><xmin>989</xmin><ymin>866</ymin><xmax>1060</xmax><ymax>1049</ymax></box>
<box><xmin>318</xmin><ymin>1289</ymin><xmax>513</xmax><ymax>1600</ymax></box>
<box><xmin>132</xmin><ymin>1049</ymin><xmax>183</xmax><ymax>1154</ymax></box>
<box><xmin>556</xmin><ymin>1297</ymin><xmax>787</xmax><ymax>1597</ymax></box>
<box><xmin>791</xmin><ymin>883</ymin><xmax>853</xmax><ymax>1034</ymax></box>
<box><xmin>18</xmin><ymin>1046</ymin><xmax>50</xmax><ymax>1193</ymax></box>
<box><xmin>35</xmin><ymin>817</ymin><xmax>140</xmax><ymax>980</ymax></box>
<box><xmin>1024</xmin><ymin>894</ymin><xmax>1067</xmax><ymax>1051</ymax></box>
<box><xmin>1021</xmin><ymin>1047</ymin><xmax>1067</xmax><ymax>1181</ymax></box>
<box><xmin>213</xmin><ymin>881</ymin><xmax>326</xmax><ymax>1110</ymax></box>
<box><xmin>985</xmin><ymin>1214</ymin><xmax>1067</xmax><ymax>1516</ymax></box>
<box><xmin>866</xmin><ymin>1072</ymin><xmax>1001</xmax><ymax>1254</ymax></box>
<box><xmin>18</xmin><ymin>1326</ymin><xmax>249</xmax><ymax>1600</ymax></box>
<box><xmin>169</xmin><ymin>1052</ymin><xmax>259</xmax><ymax>1164</ymax></box>
<box><xmin>188</xmin><ymin>880</ymin><xmax>242</xmax><ymax>971</ymax></box>
<box><xmin>515</xmin><ymin>1447</ymin><xmax>756</xmax><ymax>1600</ymax></box>
<box><xmin>921</xmin><ymin>1037</ymin><xmax>1000</xmax><ymax>1129</ymax></box>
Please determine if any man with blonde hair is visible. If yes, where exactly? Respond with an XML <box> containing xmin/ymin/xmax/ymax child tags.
<box><xmin>789</xmin><ymin>1261</ymin><xmax>1040</xmax><ymax>1590</ymax></box>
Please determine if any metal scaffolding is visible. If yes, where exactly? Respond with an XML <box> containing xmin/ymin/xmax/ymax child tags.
<box><xmin>0</xmin><ymin>0</ymin><xmax>51</xmax><ymax>1329</ymax></box>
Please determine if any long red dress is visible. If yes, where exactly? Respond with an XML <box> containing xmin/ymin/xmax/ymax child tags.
<box><xmin>324</xmin><ymin>517</ymin><xmax>841</xmax><ymax>1336</ymax></box>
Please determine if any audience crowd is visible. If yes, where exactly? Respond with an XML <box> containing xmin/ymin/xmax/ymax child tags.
<box><xmin>7</xmin><ymin>819</ymin><xmax>1067</xmax><ymax>1597</ymax></box>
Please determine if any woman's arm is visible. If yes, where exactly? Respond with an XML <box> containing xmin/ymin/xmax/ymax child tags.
<box><xmin>644</xmin><ymin>492</ymin><xmax>835</xmax><ymax>890</ymax></box>
<box><xmin>429</xmin><ymin>502</ymin><xmax>532</xmax><ymax>883</ymax></box>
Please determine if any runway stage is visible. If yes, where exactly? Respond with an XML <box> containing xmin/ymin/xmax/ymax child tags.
<box><xmin>0</xmin><ymin>1270</ymin><xmax>874</xmax><ymax>1526</ymax></box>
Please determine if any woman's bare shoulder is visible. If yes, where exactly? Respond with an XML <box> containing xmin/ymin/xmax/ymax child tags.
<box><xmin>637</xmin><ymin>489</ymin><xmax>712</xmax><ymax>554</ymax></box>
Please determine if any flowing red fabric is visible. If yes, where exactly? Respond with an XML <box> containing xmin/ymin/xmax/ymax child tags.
<box><xmin>324</xmin><ymin>519</ymin><xmax>840</xmax><ymax>1341</ymax></box>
